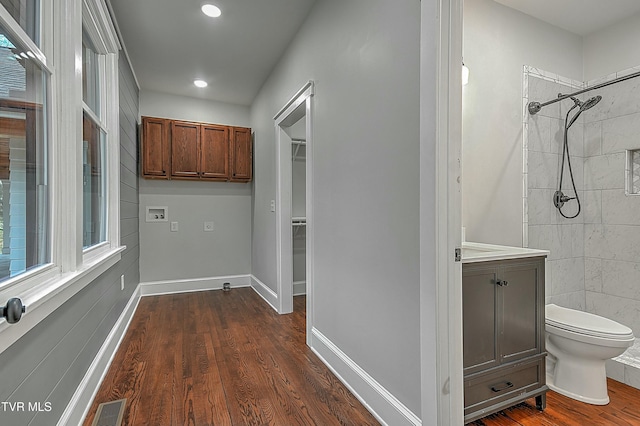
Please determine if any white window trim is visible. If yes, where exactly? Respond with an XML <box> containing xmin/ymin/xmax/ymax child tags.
<box><xmin>0</xmin><ymin>0</ymin><xmax>125</xmax><ymax>355</ymax></box>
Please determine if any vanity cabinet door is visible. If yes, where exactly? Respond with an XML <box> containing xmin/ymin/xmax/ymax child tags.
<box><xmin>463</xmin><ymin>264</ymin><xmax>499</xmax><ymax>374</ymax></box>
<box><xmin>500</xmin><ymin>258</ymin><xmax>545</xmax><ymax>364</ymax></box>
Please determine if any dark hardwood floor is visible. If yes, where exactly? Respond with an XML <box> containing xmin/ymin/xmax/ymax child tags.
<box><xmin>83</xmin><ymin>287</ymin><xmax>640</xmax><ymax>426</ymax></box>
<box><xmin>83</xmin><ymin>288</ymin><xmax>379</xmax><ymax>426</ymax></box>
<box><xmin>469</xmin><ymin>378</ymin><xmax>640</xmax><ymax>425</ymax></box>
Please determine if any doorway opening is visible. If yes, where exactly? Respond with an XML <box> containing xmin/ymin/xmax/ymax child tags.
<box><xmin>275</xmin><ymin>81</ymin><xmax>314</xmax><ymax>344</ymax></box>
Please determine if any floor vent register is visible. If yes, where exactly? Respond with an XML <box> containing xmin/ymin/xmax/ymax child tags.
<box><xmin>91</xmin><ymin>399</ymin><xmax>126</xmax><ymax>426</ymax></box>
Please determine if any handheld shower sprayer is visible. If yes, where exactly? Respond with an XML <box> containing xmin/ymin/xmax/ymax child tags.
<box><xmin>555</xmin><ymin>94</ymin><xmax>602</xmax><ymax>218</ymax></box>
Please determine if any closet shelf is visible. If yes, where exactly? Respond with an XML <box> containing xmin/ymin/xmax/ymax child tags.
<box><xmin>292</xmin><ymin>140</ymin><xmax>306</xmax><ymax>161</ymax></box>
<box><xmin>292</xmin><ymin>217</ymin><xmax>306</xmax><ymax>238</ymax></box>
<box><xmin>292</xmin><ymin>217</ymin><xmax>306</xmax><ymax>226</ymax></box>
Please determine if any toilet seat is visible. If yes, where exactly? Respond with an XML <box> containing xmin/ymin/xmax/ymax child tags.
<box><xmin>546</xmin><ymin>304</ymin><xmax>634</xmax><ymax>343</ymax></box>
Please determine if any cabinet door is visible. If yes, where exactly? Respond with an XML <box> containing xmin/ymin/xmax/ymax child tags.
<box><xmin>171</xmin><ymin>121</ymin><xmax>200</xmax><ymax>178</ymax></box>
<box><xmin>463</xmin><ymin>264</ymin><xmax>500</xmax><ymax>374</ymax></box>
<box><xmin>142</xmin><ymin>117</ymin><xmax>170</xmax><ymax>178</ymax></box>
<box><xmin>200</xmin><ymin>125</ymin><xmax>229</xmax><ymax>180</ymax></box>
<box><xmin>230</xmin><ymin>127</ymin><xmax>252</xmax><ymax>182</ymax></box>
<box><xmin>499</xmin><ymin>258</ymin><xmax>544</xmax><ymax>364</ymax></box>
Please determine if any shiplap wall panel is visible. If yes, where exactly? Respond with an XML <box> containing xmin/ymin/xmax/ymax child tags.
<box><xmin>0</xmin><ymin>53</ymin><xmax>140</xmax><ymax>426</ymax></box>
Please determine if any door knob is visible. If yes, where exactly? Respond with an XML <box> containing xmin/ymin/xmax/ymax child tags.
<box><xmin>1</xmin><ymin>298</ymin><xmax>26</xmax><ymax>324</ymax></box>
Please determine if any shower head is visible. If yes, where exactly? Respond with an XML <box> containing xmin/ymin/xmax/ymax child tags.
<box><xmin>580</xmin><ymin>95</ymin><xmax>602</xmax><ymax>111</ymax></box>
<box><xmin>568</xmin><ymin>95</ymin><xmax>602</xmax><ymax>112</ymax></box>
<box><xmin>566</xmin><ymin>95</ymin><xmax>602</xmax><ymax>128</ymax></box>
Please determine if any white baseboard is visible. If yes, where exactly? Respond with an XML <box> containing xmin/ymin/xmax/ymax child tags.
<box><xmin>310</xmin><ymin>327</ymin><xmax>421</xmax><ymax>426</ymax></box>
<box><xmin>293</xmin><ymin>280</ymin><xmax>306</xmax><ymax>296</ymax></box>
<box><xmin>140</xmin><ymin>274</ymin><xmax>251</xmax><ymax>296</ymax></box>
<box><xmin>58</xmin><ymin>285</ymin><xmax>142</xmax><ymax>426</ymax></box>
<box><xmin>250</xmin><ymin>274</ymin><xmax>278</xmax><ymax>311</ymax></box>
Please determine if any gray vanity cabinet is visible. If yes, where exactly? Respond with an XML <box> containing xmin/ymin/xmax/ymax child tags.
<box><xmin>463</xmin><ymin>256</ymin><xmax>547</xmax><ymax>424</ymax></box>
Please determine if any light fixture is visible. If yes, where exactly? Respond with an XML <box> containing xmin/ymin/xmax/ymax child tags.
<box><xmin>194</xmin><ymin>79</ymin><xmax>208</xmax><ymax>88</ymax></box>
<box><xmin>462</xmin><ymin>61</ymin><xmax>470</xmax><ymax>86</ymax></box>
<box><xmin>201</xmin><ymin>4</ymin><xmax>222</xmax><ymax>18</ymax></box>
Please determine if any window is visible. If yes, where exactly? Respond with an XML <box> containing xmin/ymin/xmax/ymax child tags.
<box><xmin>81</xmin><ymin>30</ymin><xmax>106</xmax><ymax>249</ymax></box>
<box><xmin>0</xmin><ymin>0</ymin><xmax>122</xmax><ymax>351</ymax></box>
<box><xmin>0</xmin><ymin>0</ymin><xmax>39</xmax><ymax>45</ymax></box>
<box><xmin>0</xmin><ymin>18</ymin><xmax>49</xmax><ymax>284</ymax></box>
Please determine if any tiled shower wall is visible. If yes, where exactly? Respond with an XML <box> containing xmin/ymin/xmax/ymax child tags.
<box><xmin>526</xmin><ymin>66</ymin><xmax>640</xmax><ymax>335</ymax></box>
<box><xmin>583</xmin><ymin>68</ymin><xmax>640</xmax><ymax>336</ymax></box>
<box><xmin>525</xmin><ymin>69</ymin><xmax>586</xmax><ymax>310</ymax></box>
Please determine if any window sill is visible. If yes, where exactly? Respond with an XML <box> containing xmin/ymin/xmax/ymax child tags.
<box><xmin>0</xmin><ymin>245</ymin><xmax>126</xmax><ymax>355</ymax></box>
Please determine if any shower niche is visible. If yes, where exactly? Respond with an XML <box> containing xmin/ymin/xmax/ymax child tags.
<box><xmin>627</xmin><ymin>149</ymin><xmax>640</xmax><ymax>195</ymax></box>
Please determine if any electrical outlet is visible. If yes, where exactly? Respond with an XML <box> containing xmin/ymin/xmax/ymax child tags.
<box><xmin>171</xmin><ymin>222</ymin><xmax>179</xmax><ymax>232</ymax></box>
<box><xmin>204</xmin><ymin>221</ymin><xmax>214</xmax><ymax>232</ymax></box>
<box><xmin>120</xmin><ymin>275</ymin><xmax>125</xmax><ymax>290</ymax></box>
<box><xmin>270</xmin><ymin>200</ymin><xmax>276</xmax><ymax>212</ymax></box>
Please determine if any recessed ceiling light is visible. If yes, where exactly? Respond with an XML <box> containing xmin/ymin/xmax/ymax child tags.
<box><xmin>194</xmin><ymin>79</ymin><xmax>208</xmax><ymax>88</ymax></box>
<box><xmin>201</xmin><ymin>4</ymin><xmax>221</xmax><ymax>18</ymax></box>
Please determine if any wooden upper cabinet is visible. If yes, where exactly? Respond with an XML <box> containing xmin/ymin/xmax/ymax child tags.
<box><xmin>142</xmin><ymin>117</ymin><xmax>170</xmax><ymax>178</ymax></box>
<box><xmin>171</xmin><ymin>121</ymin><xmax>200</xmax><ymax>179</ymax></box>
<box><xmin>141</xmin><ymin>116</ymin><xmax>251</xmax><ymax>182</ymax></box>
<box><xmin>230</xmin><ymin>126</ymin><xmax>252</xmax><ymax>182</ymax></box>
<box><xmin>201</xmin><ymin>125</ymin><xmax>229</xmax><ymax>180</ymax></box>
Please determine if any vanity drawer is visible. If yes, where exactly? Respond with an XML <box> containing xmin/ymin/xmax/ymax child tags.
<box><xmin>464</xmin><ymin>358</ymin><xmax>544</xmax><ymax>412</ymax></box>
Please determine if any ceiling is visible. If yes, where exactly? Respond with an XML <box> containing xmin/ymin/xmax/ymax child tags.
<box><xmin>494</xmin><ymin>0</ymin><xmax>640</xmax><ymax>36</ymax></box>
<box><xmin>108</xmin><ymin>0</ymin><xmax>317</xmax><ymax>106</ymax></box>
<box><xmin>109</xmin><ymin>0</ymin><xmax>640</xmax><ymax>106</ymax></box>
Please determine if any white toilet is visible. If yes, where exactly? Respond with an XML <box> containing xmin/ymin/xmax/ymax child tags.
<box><xmin>545</xmin><ymin>304</ymin><xmax>634</xmax><ymax>405</ymax></box>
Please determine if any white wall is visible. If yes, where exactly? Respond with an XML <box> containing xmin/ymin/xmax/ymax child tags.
<box><xmin>138</xmin><ymin>91</ymin><xmax>252</xmax><ymax>283</ymax></box>
<box><xmin>584</xmin><ymin>11</ymin><xmax>640</xmax><ymax>81</ymax></box>
<box><xmin>251</xmin><ymin>0</ymin><xmax>421</xmax><ymax>418</ymax></box>
<box><xmin>140</xmin><ymin>90</ymin><xmax>250</xmax><ymax>126</ymax></box>
<box><xmin>463</xmin><ymin>0</ymin><xmax>583</xmax><ymax>246</ymax></box>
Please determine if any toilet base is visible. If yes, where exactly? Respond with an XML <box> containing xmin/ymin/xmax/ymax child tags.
<box><xmin>546</xmin><ymin>376</ymin><xmax>609</xmax><ymax>405</ymax></box>
<box><xmin>546</xmin><ymin>356</ymin><xmax>610</xmax><ymax>405</ymax></box>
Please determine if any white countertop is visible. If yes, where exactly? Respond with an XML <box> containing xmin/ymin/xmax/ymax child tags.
<box><xmin>461</xmin><ymin>242</ymin><xmax>549</xmax><ymax>263</ymax></box>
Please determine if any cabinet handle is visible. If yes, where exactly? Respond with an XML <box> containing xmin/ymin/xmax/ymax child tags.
<box><xmin>496</xmin><ymin>280</ymin><xmax>509</xmax><ymax>287</ymax></box>
<box><xmin>491</xmin><ymin>381</ymin><xmax>514</xmax><ymax>393</ymax></box>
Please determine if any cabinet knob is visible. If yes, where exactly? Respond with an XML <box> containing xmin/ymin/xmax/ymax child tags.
<box><xmin>496</xmin><ymin>280</ymin><xmax>509</xmax><ymax>287</ymax></box>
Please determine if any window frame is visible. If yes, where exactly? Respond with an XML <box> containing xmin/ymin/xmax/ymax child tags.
<box><xmin>0</xmin><ymin>0</ymin><xmax>124</xmax><ymax>355</ymax></box>
<box><xmin>81</xmin><ymin>0</ymin><xmax>120</xmax><ymax>262</ymax></box>
<box><xmin>0</xmin><ymin>2</ymin><xmax>57</xmax><ymax>287</ymax></box>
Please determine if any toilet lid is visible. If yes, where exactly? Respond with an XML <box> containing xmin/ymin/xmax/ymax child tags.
<box><xmin>545</xmin><ymin>304</ymin><xmax>634</xmax><ymax>338</ymax></box>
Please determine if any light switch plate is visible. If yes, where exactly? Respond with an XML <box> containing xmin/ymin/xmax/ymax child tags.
<box><xmin>171</xmin><ymin>222</ymin><xmax>178</xmax><ymax>232</ymax></box>
<box><xmin>204</xmin><ymin>221</ymin><xmax>214</xmax><ymax>232</ymax></box>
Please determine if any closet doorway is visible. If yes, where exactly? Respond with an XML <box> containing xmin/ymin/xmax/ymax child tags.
<box><xmin>275</xmin><ymin>82</ymin><xmax>313</xmax><ymax>344</ymax></box>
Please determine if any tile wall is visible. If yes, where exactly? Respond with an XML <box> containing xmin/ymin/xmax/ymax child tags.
<box><xmin>525</xmin><ymin>66</ymin><xmax>640</xmax><ymax>335</ymax></box>
<box><xmin>525</xmin><ymin>68</ymin><xmax>586</xmax><ymax>310</ymax></box>
<box><xmin>582</xmin><ymin>68</ymin><xmax>640</xmax><ymax>336</ymax></box>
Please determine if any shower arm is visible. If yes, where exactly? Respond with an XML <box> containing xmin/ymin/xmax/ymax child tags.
<box><xmin>528</xmin><ymin>69</ymin><xmax>640</xmax><ymax>115</ymax></box>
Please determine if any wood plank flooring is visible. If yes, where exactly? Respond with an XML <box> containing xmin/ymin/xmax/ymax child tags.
<box><xmin>82</xmin><ymin>288</ymin><xmax>379</xmax><ymax>426</ymax></box>
<box><xmin>469</xmin><ymin>378</ymin><xmax>640</xmax><ymax>425</ymax></box>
